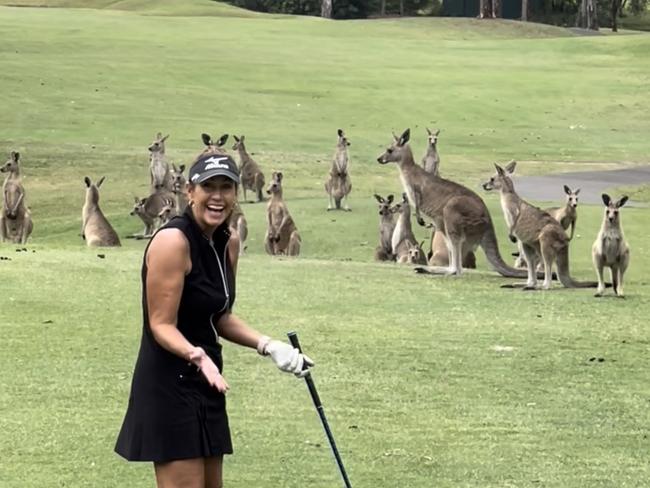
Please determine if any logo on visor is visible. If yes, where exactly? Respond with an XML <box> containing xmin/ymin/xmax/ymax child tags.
<box><xmin>203</xmin><ymin>156</ymin><xmax>231</xmax><ymax>170</ymax></box>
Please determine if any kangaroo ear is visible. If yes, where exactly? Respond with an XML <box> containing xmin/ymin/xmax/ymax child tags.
<box><xmin>387</xmin><ymin>194</ymin><xmax>394</xmax><ymax>204</ymax></box>
<box><xmin>161</xmin><ymin>134</ymin><xmax>169</xmax><ymax>142</ymax></box>
<box><xmin>156</xmin><ymin>132</ymin><xmax>163</xmax><ymax>139</ymax></box>
<box><xmin>134</xmin><ymin>196</ymin><xmax>140</xmax><ymax>203</ymax></box>
<box><xmin>179</xmin><ymin>164</ymin><xmax>185</xmax><ymax>173</ymax></box>
<box><xmin>337</xmin><ymin>129</ymin><xmax>343</xmax><ymax>137</ymax></box>
<box><xmin>602</xmin><ymin>193</ymin><xmax>611</xmax><ymax>206</ymax></box>
<box><xmin>398</xmin><ymin>128</ymin><xmax>410</xmax><ymax>146</ymax></box>
<box><xmin>217</xmin><ymin>134</ymin><xmax>229</xmax><ymax>146</ymax></box>
<box><xmin>617</xmin><ymin>196</ymin><xmax>629</xmax><ymax>208</ymax></box>
<box><xmin>11</xmin><ymin>151</ymin><xmax>19</xmax><ymax>162</ymax></box>
<box><xmin>392</xmin><ymin>131</ymin><xmax>399</xmax><ymax>143</ymax></box>
<box><xmin>233</xmin><ymin>135</ymin><xmax>240</xmax><ymax>142</ymax></box>
<box><xmin>201</xmin><ymin>133</ymin><xmax>212</xmax><ymax>146</ymax></box>
<box><xmin>172</xmin><ymin>163</ymin><xmax>178</xmax><ymax>172</ymax></box>
<box><xmin>505</xmin><ymin>160</ymin><xmax>517</xmax><ymax>173</ymax></box>
<box><xmin>373</xmin><ymin>194</ymin><xmax>384</xmax><ymax>203</ymax></box>
<box><xmin>494</xmin><ymin>164</ymin><xmax>505</xmax><ymax>176</ymax></box>
<box><xmin>435</xmin><ymin>129</ymin><xmax>440</xmax><ymax>136</ymax></box>
<box><xmin>426</xmin><ymin>127</ymin><xmax>432</xmax><ymax>135</ymax></box>
<box><xmin>574</xmin><ymin>188</ymin><xmax>580</xmax><ymax>195</ymax></box>
<box><xmin>84</xmin><ymin>176</ymin><xmax>91</xmax><ymax>187</ymax></box>
<box><xmin>97</xmin><ymin>176</ymin><xmax>106</xmax><ymax>188</ymax></box>
<box><xmin>564</xmin><ymin>185</ymin><xmax>571</xmax><ymax>195</ymax></box>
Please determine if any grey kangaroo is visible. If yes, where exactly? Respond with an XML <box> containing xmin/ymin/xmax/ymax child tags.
<box><xmin>200</xmin><ymin>133</ymin><xmax>229</xmax><ymax>156</ymax></box>
<box><xmin>592</xmin><ymin>194</ymin><xmax>630</xmax><ymax>297</ymax></box>
<box><xmin>148</xmin><ymin>132</ymin><xmax>172</xmax><ymax>191</ymax></box>
<box><xmin>265</xmin><ymin>171</ymin><xmax>301</xmax><ymax>256</ymax></box>
<box><xmin>232</xmin><ymin>135</ymin><xmax>266</xmax><ymax>203</ymax></box>
<box><xmin>421</xmin><ymin>128</ymin><xmax>440</xmax><ymax>176</ymax></box>
<box><xmin>1</xmin><ymin>151</ymin><xmax>33</xmax><ymax>243</ymax></box>
<box><xmin>482</xmin><ymin>163</ymin><xmax>599</xmax><ymax>290</ymax></box>
<box><xmin>373</xmin><ymin>194</ymin><xmax>396</xmax><ymax>261</ymax></box>
<box><xmin>377</xmin><ymin>129</ymin><xmax>527</xmax><ymax>277</ymax></box>
<box><xmin>325</xmin><ymin>129</ymin><xmax>352</xmax><ymax>211</ymax></box>
<box><xmin>82</xmin><ymin>176</ymin><xmax>121</xmax><ymax>247</ymax></box>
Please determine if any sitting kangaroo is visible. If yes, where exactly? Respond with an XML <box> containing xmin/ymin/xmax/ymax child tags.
<box><xmin>170</xmin><ymin>163</ymin><xmax>188</xmax><ymax>213</ymax></box>
<box><xmin>229</xmin><ymin>202</ymin><xmax>248</xmax><ymax>256</ymax></box>
<box><xmin>130</xmin><ymin>189</ymin><xmax>175</xmax><ymax>238</ymax></box>
<box><xmin>325</xmin><ymin>129</ymin><xmax>352</xmax><ymax>211</ymax></box>
<box><xmin>200</xmin><ymin>133</ymin><xmax>229</xmax><ymax>157</ymax></box>
<box><xmin>514</xmin><ymin>184</ymin><xmax>581</xmax><ymax>268</ymax></box>
<box><xmin>373</xmin><ymin>194</ymin><xmax>396</xmax><ymax>261</ymax></box>
<box><xmin>1</xmin><ymin>151</ymin><xmax>33</xmax><ymax>244</ymax></box>
<box><xmin>391</xmin><ymin>193</ymin><xmax>421</xmax><ymax>262</ymax></box>
<box><xmin>265</xmin><ymin>171</ymin><xmax>300</xmax><ymax>256</ymax></box>
<box><xmin>157</xmin><ymin>197</ymin><xmax>178</xmax><ymax>227</ymax></box>
<box><xmin>82</xmin><ymin>176</ymin><xmax>121</xmax><ymax>247</ymax></box>
<box><xmin>377</xmin><ymin>129</ymin><xmax>527</xmax><ymax>277</ymax></box>
<box><xmin>398</xmin><ymin>240</ymin><xmax>427</xmax><ymax>265</ymax></box>
<box><xmin>592</xmin><ymin>194</ymin><xmax>630</xmax><ymax>298</ymax></box>
<box><xmin>232</xmin><ymin>135</ymin><xmax>266</xmax><ymax>203</ymax></box>
<box><xmin>482</xmin><ymin>163</ymin><xmax>598</xmax><ymax>290</ymax></box>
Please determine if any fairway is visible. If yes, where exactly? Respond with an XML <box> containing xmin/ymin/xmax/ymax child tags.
<box><xmin>1</xmin><ymin>3</ymin><xmax>649</xmax><ymax>487</ymax></box>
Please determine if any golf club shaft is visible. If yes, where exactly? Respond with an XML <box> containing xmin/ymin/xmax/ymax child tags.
<box><xmin>288</xmin><ymin>331</ymin><xmax>353</xmax><ymax>488</ymax></box>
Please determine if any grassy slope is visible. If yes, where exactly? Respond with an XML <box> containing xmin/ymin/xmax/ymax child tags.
<box><xmin>0</xmin><ymin>5</ymin><xmax>649</xmax><ymax>488</ymax></box>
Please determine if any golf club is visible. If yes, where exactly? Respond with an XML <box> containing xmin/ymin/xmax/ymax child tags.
<box><xmin>287</xmin><ymin>331</ymin><xmax>353</xmax><ymax>488</ymax></box>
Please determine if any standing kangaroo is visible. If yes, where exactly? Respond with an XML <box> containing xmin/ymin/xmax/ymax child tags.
<box><xmin>592</xmin><ymin>194</ymin><xmax>630</xmax><ymax>297</ymax></box>
<box><xmin>325</xmin><ymin>129</ymin><xmax>352</xmax><ymax>211</ymax></box>
<box><xmin>170</xmin><ymin>163</ymin><xmax>188</xmax><ymax>213</ymax></box>
<box><xmin>1</xmin><ymin>151</ymin><xmax>33</xmax><ymax>243</ymax></box>
<box><xmin>148</xmin><ymin>132</ymin><xmax>172</xmax><ymax>191</ymax></box>
<box><xmin>265</xmin><ymin>172</ymin><xmax>301</xmax><ymax>256</ymax></box>
<box><xmin>482</xmin><ymin>163</ymin><xmax>598</xmax><ymax>290</ymax></box>
<box><xmin>229</xmin><ymin>202</ymin><xmax>248</xmax><ymax>256</ymax></box>
<box><xmin>421</xmin><ymin>128</ymin><xmax>441</xmax><ymax>176</ymax></box>
<box><xmin>391</xmin><ymin>193</ymin><xmax>420</xmax><ymax>260</ymax></box>
<box><xmin>377</xmin><ymin>129</ymin><xmax>527</xmax><ymax>277</ymax></box>
<box><xmin>373</xmin><ymin>194</ymin><xmax>396</xmax><ymax>261</ymax></box>
<box><xmin>82</xmin><ymin>176</ymin><xmax>121</xmax><ymax>247</ymax></box>
<box><xmin>232</xmin><ymin>135</ymin><xmax>266</xmax><ymax>203</ymax></box>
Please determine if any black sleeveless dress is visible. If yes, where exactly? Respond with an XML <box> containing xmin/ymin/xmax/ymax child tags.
<box><xmin>115</xmin><ymin>207</ymin><xmax>236</xmax><ymax>462</ymax></box>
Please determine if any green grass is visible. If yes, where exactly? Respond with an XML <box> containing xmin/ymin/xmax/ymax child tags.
<box><xmin>1</xmin><ymin>4</ymin><xmax>649</xmax><ymax>487</ymax></box>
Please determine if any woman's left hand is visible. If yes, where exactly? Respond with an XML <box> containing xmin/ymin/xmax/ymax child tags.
<box><xmin>189</xmin><ymin>346</ymin><xmax>230</xmax><ymax>393</ymax></box>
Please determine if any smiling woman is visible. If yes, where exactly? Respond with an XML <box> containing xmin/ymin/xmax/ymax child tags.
<box><xmin>114</xmin><ymin>151</ymin><xmax>314</xmax><ymax>488</ymax></box>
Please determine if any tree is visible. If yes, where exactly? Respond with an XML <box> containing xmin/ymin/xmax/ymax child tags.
<box><xmin>576</xmin><ymin>0</ymin><xmax>599</xmax><ymax>29</ymax></box>
<box><xmin>610</xmin><ymin>0</ymin><xmax>622</xmax><ymax>31</ymax></box>
<box><xmin>321</xmin><ymin>0</ymin><xmax>332</xmax><ymax>17</ymax></box>
<box><xmin>521</xmin><ymin>0</ymin><xmax>528</xmax><ymax>20</ymax></box>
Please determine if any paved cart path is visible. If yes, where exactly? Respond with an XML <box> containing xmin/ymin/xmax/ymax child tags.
<box><xmin>512</xmin><ymin>166</ymin><xmax>650</xmax><ymax>206</ymax></box>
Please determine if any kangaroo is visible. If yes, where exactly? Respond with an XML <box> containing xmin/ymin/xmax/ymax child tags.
<box><xmin>200</xmin><ymin>133</ymin><xmax>229</xmax><ymax>156</ymax></box>
<box><xmin>398</xmin><ymin>240</ymin><xmax>427</xmax><ymax>265</ymax></box>
<box><xmin>1</xmin><ymin>151</ymin><xmax>32</xmax><ymax>244</ymax></box>
<box><xmin>377</xmin><ymin>129</ymin><xmax>527</xmax><ymax>278</ymax></box>
<box><xmin>170</xmin><ymin>163</ymin><xmax>188</xmax><ymax>213</ymax></box>
<box><xmin>391</xmin><ymin>193</ymin><xmax>420</xmax><ymax>256</ymax></box>
<box><xmin>130</xmin><ymin>189</ymin><xmax>174</xmax><ymax>238</ymax></box>
<box><xmin>82</xmin><ymin>176</ymin><xmax>121</xmax><ymax>247</ymax></box>
<box><xmin>373</xmin><ymin>194</ymin><xmax>396</xmax><ymax>261</ymax></box>
<box><xmin>232</xmin><ymin>135</ymin><xmax>266</xmax><ymax>203</ymax></box>
<box><xmin>148</xmin><ymin>132</ymin><xmax>172</xmax><ymax>191</ymax></box>
<box><xmin>157</xmin><ymin>197</ymin><xmax>178</xmax><ymax>227</ymax></box>
<box><xmin>228</xmin><ymin>202</ymin><xmax>248</xmax><ymax>256</ymax></box>
<box><xmin>325</xmin><ymin>129</ymin><xmax>352</xmax><ymax>211</ymax></box>
<box><xmin>421</xmin><ymin>128</ymin><xmax>441</xmax><ymax>176</ymax></box>
<box><xmin>514</xmin><ymin>184</ymin><xmax>581</xmax><ymax>269</ymax></box>
<box><xmin>265</xmin><ymin>171</ymin><xmax>301</xmax><ymax>256</ymax></box>
<box><xmin>592</xmin><ymin>194</ymin><xmax>630</xmax><ymax>297</ymax></box>
<box><xmin>482</xmin><ymin>163</ymin><xmax>599</xmax><ymax>290</ymax></box>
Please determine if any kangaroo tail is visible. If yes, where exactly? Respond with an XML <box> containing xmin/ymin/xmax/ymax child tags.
<box><xmin>480</xmin><ymin>220</ymin><xmax>529</xmax><ymax>278</ymax></box>
<box><xmin>556</xmin><ymin>246</ymin><xmax>600</xmax><ymax>288</ymax></box>
<box><xmin>334</xmin><ymin>196</ymin><xmax>342</xmax><ymax>209</ymax></box>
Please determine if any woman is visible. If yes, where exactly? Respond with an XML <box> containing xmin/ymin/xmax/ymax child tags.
<box><xmin>115</xmin><ymin>152</ymin><xmax>313</xmax><ymax>487</ymax></box>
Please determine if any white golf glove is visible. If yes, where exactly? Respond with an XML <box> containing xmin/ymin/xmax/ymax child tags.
<box><xmin>257</xmin><ymin>337</ymin><xmax>314</xmax><ymax>377</ymax></box>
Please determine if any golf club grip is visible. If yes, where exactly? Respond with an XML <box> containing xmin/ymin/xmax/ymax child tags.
<box><xmin>287</xmin><ymin>331</ymin><xmax>309</xmax><ymax>371</ymax></box>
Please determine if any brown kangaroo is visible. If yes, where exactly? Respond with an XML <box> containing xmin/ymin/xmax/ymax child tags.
<box><xmin>148</xmin><ymin>132</ymin><xmax>172</xmax><ymax>191</ymax></box>
<box><xmin>82</xmin><ymin>176</ymin><xmax>121</xmax><ymax>247</ymax></box>
<box><xmin>373</xmin><ymin>194</ymin><xmax>396</xmax><ymax>261</ymax></box>
<box><xmin>482</xmin><ymin>163</ymin><xmax>599</xmax><ymax>290</ymax></box>
<box><xmin>377</xmin><ymin>129</ymin><xmax>526</xmax><ymax>277</ymax></box>
<box><xmin>228</xmin><ymin>202</ymin><xmax>248</xmax><ymax>256</ymax></box>
<box><xmin>1</xmin><ymin>151</ymin><xmax>33</xmax><ymax>243</ymax></box>
<box><xmin>232</xmin><ymin>135</ymin><xmax>266</xmax><ymax>203</ymax></box>
<box><xmin>421</xmin><ymin>128</ymin><xmax>441</xmax><ymax>176</ymax></box>
<box><xmin>546</xmin><ymin>185</ymin><xmax>579</xmax><ymax>241</ymax></box>
<box><xmin>592</xmin><ymin>194</ymin><xmax>630</xmax><ymax>297</ymax></box>
<box><xmin>265</xmin><ymin>172</ymin><xmax>300</xmax><ymax>256</ymax></box>
<box><xmin>325</xmin><ymin>129</ymin><xmax>352</xmax><ymax>211</ymax></box>
<box><xmin>200</xmin><ymin>133</ymin><xmax>229</xmax><ymax>157</ymax></box>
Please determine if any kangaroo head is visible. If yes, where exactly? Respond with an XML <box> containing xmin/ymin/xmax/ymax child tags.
<box><xmin>170</xmin><ymin>164</ymin><xmax>186</xmax><ymax>192</ymax></box>
<box><xmin>377</xmin><ymin>128</ymin><xmax>410</xmax><ymax>164</ymax></box>
<box><xmin>426</xmin><ymin>128</ymin><xmax>440</xmax><ymax>147</ymax></box>
<box><xmin>564</xmin><ymin>185</ymin><xmax>580</xmax><ymax>209</ymax></box>
<box><xmin>130</xmin><ymin>196</ymin><xmax>147</xmax><ymax>216</ymax></box>
<box><xmin>84</xmin><ymin>176</ymin><xmax>105</xmax><ymax>203</ymax></box>
<box><xmin>201</xmin><ymin>133</ymin><xmax>229</xmax><ymax>154</ymax></box>
<box><xmin>602</xmin><ymin>193</ymin><xmax>628</xmax><ymax>224</ymax></box>
<box><xmin>407</xmin><ymin>241</ymin><xmax>425</xmax><ymax>264</ymax></box>
<box><xmin>232</xmin><ymin>135</ymin><xmax>246</xmax><ymax>151</ymax></box>
<box><xmin>337</xmin><ymin>129</ymin><xmax>350</xmax><ymax>147</ymax></box>
<box><xmin>1</xmin><ymin>151</ymin><xmax>20</xmax><ymax>174</ymax></box>
<box><xmin>157</xmin><ymin>198</ymin><xmax>176</xmax><ymax>223</ymax></box>
<box><xmin>148</xmin><ymin>132</ymin><xmax>169</xmax><ymax>154</ymax></box>
<box><xmin>374</xmin><ymin>194</ymin><xmax>394</xmax><ymax>216</ymax></box>
<box><xmin>482</xmin><ymin>160</ymin><xmax>516</xmax><ymax>191</ymax></box>
<box><xmin>266</xmin><ymin>171</ymin><xmax>283</xmax><ymax>195</ymax></box>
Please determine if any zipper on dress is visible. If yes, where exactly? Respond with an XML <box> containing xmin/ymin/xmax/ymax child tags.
<box><xmin>208</xmin><ymin>240</ymin><xmax>230</xmax><ymax>343</ymax></box>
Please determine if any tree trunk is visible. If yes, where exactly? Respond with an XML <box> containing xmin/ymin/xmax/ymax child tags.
<box><xmin>521</xmin><ymin>0</ymin><xmax>528</xmax><ymax>20</ymax></box>
<box><xmin>493</xmin><ymin>0</ymin><xmax>502</xmax><ymax>17</ymax></box>
<box><xmin>381</xmin><ymin>0</ymin><xmax>386</xmax><ymax>16</ymax></box>
<box><xmin>577</xmin><ymin>0</ymin><xmax>599</xmax><ymax>30</ymax></box>
<box><xmin>399</xmin><ymin>0</ymin><xmax>404</xmax><ymax>15</ymax></box>
<box><xmin>321</xmin><ymin>0</ymin><xmax>332</xmax><ymax>18</ymax></box>
<box><xmin>479</xmin><ymin>0</ymin><xmax>494</xmax><ymax>17</ymax></box>
<box><xmin>611</xmin><ymin>0</ymin><xmax>621</xmax><ymax>31</ymax></box>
